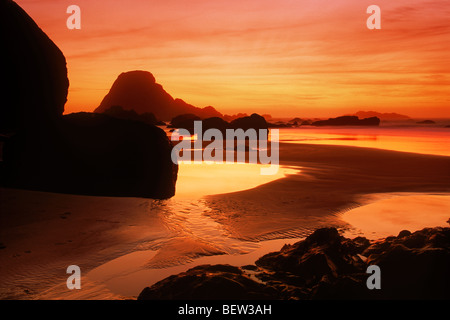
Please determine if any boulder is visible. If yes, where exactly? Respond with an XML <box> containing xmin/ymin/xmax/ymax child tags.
<box><xmin>0</xmin><ymin>0</ymin><xmax>69</xmax><ymax>133</ymax></box>
<box><xmin>256</xmin><ymin>228</ymin><xmax>365</xmax><ymax>282</ymax></box>
<box><xmin>136</xmin><ymin>226</ymin><xmax>450</xmax><ymax>299</ymax></box>
<box><xmin>138</xmin><ymin>264</ymin><xmax>277</xmax><ymax>300</ymax></box>
<box><xmin>2</xmin><ymin>113</ymin><xmax>178</xmax><ymax>199</ymax></box>
<box><xmin>230</xmin><ymin>113</ymin><xmax>269</xmax><ymax>131</ymax></box>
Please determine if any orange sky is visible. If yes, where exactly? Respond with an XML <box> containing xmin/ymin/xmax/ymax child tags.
<box><xmin>15</xmin><ymin>0</ymin><xmax>450</xmax><ymax>118</ymax></box>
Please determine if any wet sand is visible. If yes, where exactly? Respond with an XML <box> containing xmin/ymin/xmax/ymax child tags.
<box><xmin>205</xmin><ymin>142</ymin><xmax>450</xmax><ymax>240</ymax></box>
<box><xmin>1</xmin><ymin>142</ymin><xmax>450</xmax><ymax>299</ymax></box>
<box><xmin>0</xmin><ymin>190</ymin><xmax>172</xmax><ymax>299</ymax></box>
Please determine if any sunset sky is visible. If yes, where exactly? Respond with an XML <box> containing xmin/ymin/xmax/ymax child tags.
<box><xmin>16</xmin><ymin>0</ymin><xmax>450</xmax><ymax>118</ymax></box>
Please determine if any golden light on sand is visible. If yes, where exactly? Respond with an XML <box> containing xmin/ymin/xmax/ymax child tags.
<box><xmin>175</xmin><ymin>162</ymin><xmax>300</xmax><ymax>198</ymax></box>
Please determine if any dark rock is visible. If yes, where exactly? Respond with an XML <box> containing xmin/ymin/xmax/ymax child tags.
<box><xmin>2</xmin><ymin>112</ymin><xmax>178</xmax><ymax>199</ymax></box>
<box><xmin>311</xmin><ymin>274</ymin><xmax>374</xmax><ymax>299</ymax></box>
<box><xmin>0</xmin><ymin>0</ymin><xmax>69</xmax><ymax>134</ymax></box>
<box><xmin>95</xmin><ymin>71</ymin><xmax>222</xmax><ymax>121</ymax></box>
<box><xmin>202</xmin><ymin>117</ymin><xmax>229</xmax><ymax>133</ymax></box>
<box><xmin>222</xmin><ymin>113</ymin><xmax>249</xmax><ymax>122</ymax></box>
<box><xmin>101</xmin><ymin>105</ymin><xmax>160</xmax><ymax>126</ymax></box>
<box><xmin>255</xmin><ymin>228</ymin><xmax>364</xmax><ymax>284</ymax></box>
<box><xmin>168</xmin><ymin>113</ymin><xmax>201</xmax><ymax>132</ymax></box>
<box><xmin>353</xmin><ymin>111</ymin><xmax>410</xmax><ymax>121</ymax></box>
<box><xmin>416</xmin><ymin>120</ymin><xmax>436</xmax><ymax>124</ymax></box>
<box><xmin>136</xmin><ymin>226</ymin><xmax>450</xmax><ymax>300</ymax></box>
<box><xmin>312</xmin><ymin>116</ymin><xmax>380</xmax><ymax>126</ymax></box>
<box><xmin>138</xmin><ymin>264</ymin><xmax>277</xmax><ymax>300</ymax></box>
<box><xmin>397</xmin><ymin>230</ymin><xmax>411</xmax><ymax>238</ymax></box>
<box><xmin>368</xmin><ymin>244</ymin><xmax>450</xmax><ymax>299</ymax></box>
<box><xmin>267</xmin><ymin>121</ymin><xmax>290</xmax><ymax>128</ymax></box>
<box><xmin>241</xmin><ymin>264</ymin><xmax>259</xmax><ymax>271</ymax></box>
<box><xmin>289</xmin><ymin>117</ymin><xmax>303</xmax><ymax>124</ymax></box>
<box><xmin>169</xmin><ymin>115</ymin><xmax>230</xmax><ymax>134</ymax></box>
<box><xmin>230</xmin><ymin>113</ymin><xmax>269</xmax><ymax>131</ymax></box>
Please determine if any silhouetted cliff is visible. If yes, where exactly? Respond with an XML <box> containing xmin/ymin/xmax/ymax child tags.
<box><xmin>95</xmin><ymin>71</ymin><xmax>223</xmax><ymax>121</ymax></box>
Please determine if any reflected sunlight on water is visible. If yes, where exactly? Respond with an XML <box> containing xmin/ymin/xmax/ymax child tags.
<box><xmin>341</xmin><ymin>193</ymin><xmax>450</xmax><ymax>239</ymax></box>
<box><xmin>175</xmin><ymin>162</ymin><xmax>300</xmax><ymax>198</ymax></box>
<box><xmin>279</xmin><ymin>127</ymin><xmax>450</xmax><ymax>156</ymax></box>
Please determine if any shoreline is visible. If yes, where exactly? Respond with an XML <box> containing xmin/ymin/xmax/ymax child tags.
<box><xmin>1</xmin><ymin>142</ymin><xmax>450</xmax><ymax>299</ymax></box>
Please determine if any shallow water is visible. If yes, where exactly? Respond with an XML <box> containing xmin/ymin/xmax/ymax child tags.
<box><xmin>341</xmin><ymin>193</ymin><xmax>450</xmax><ymax>239</ymax></box>
<box><xmin>279</xmin><ymin>127</ymin><xmax>450</xmax><ymax>156</ymax></box>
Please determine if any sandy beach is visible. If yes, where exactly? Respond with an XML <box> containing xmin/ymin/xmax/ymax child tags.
<box><xmin>1</xmin><ymin>142</ymin><xmax>450</xmax><ymax>299</ymax></box>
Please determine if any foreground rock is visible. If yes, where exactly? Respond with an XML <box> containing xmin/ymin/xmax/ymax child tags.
<box><xmin>138</xmin><ymin>265</ymin><xmax>276</xmax><ymax>300</ymax></box>
<box><xmin>138</xmin><ymin>226</ymin><xmax>450</xmax><ymax>299</ymax></box>
<box><xmin>0</xmin><ymin>0</ymin><xmax>69</xmax><ymax>133</ymax></box>
<box><xmin>312</xmin><ymin>116</ymin><xmax>380</xmax><ymax>126</ymax></box>
<box><xmin>3</xmin><ymin>113</ymin><xmax>178</xmax><ymax>199</ymax></box>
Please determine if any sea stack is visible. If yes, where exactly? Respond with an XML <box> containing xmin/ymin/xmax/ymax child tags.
<box><xmin>95</xmin><ymin>70</ymin><xmax>223</xmax><ymax>121</ymax></box>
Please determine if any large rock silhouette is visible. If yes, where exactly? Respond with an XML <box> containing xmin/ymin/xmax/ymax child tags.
<box><xmin>3</xmin><ymin>113</ymin><xmax>178</xmax><ymax>199</ymax></box>
<box><xmin>312</xmin><ymin>116</ymin><xmax>380</xmax><ymax>126</ymax></box>
<box><xmin>0</xmin><ymin>1</ymin><xmax>177</xmax><ymax>199</ymax></box>
<box><xmin>95</xmin><ymin>71</ymin><xmax>222</xmax><ymax>121</ymax></box>
<box><xmin>0</xmin><ymin>0</ymin><xmax>69</xmax><ymax>133</ymax></box>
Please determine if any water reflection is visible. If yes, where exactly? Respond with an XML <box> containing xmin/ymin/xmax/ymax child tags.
<box><xmin>175</xmin><ymin>162</ymin><xmax>300</xmax><ymax>199</ymax></box>
<box><xmin>279</xmin><ymin>127</ymin><xmax>450</xmax><ymax>156</ymax></box>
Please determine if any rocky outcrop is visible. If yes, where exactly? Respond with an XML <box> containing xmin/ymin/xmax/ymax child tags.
<box><xmin>138</xmin><ymin>264</ymin><xmax>276</xmax><ymax>300</ymax></box>
<box><xmin>95</xmin><ymin>71</ymin><xmax>222</xmax><ymax>121</ymax></box>
<box><xmin>0</xmin><ymin>0</ymin><xmax>69</xmax><ymax>133</ymax></box>
<box><xmin>138</xmin><ymin>226</ymin><xmax>450</xmax><ymax>299</ymax></box>
<box><xmin>3</xmin><ymin>113</ymin><xmax>178</xmax><ymax>199</ymax></box>
<box><xmin>312</xmin><ymin>116</ymin><xmax>380</xmax><ymax>126</ymax></box>
<box><xmin>230</xmin><ymin>113</ymin><xmax>268</xmax><ymax>131</ymax></box>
